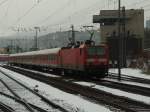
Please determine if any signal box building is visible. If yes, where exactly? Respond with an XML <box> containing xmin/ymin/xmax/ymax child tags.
<box><xmin>93</xmin><ymin>9</ymin><xmax>144</xmax><ymax>67</ymax></box>
<box><xmin>146</xmin><ymin>20</ymin><xmax>150</xmax><ymax>29</ymax></box>
<box><xmin>145</xmin><ymin>20</ymin><xmax>150</xmax><ymax>49</ymax></box>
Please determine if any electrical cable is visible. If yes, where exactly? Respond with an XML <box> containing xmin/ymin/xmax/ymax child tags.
<box><xmin>0</xmin><ymin>0</ymin><xmax>12</xmax><ymax>25</ymax></box>
<box><xmin>5</xmin><ymin>0</ymin><xmax>150</xmax><ymax>34</ymax></box>
<box><xmin>35</xmin><ymin>0</ymin><xmax>71</xmax><ymax>26</ymax></box>
<box><xmin>13</xmin><ymin>0</ymin><xmax>45</xmax><ymax>26</ymax></box>
<box><xmin>33</xmin><ymin>0</ymin><xmax>106</xmax><ymax>27</ymax></box>
<box><xmin>0</xmin><ymin>0</ymin><xmax>9</xmax><ymax>6</ymax></box>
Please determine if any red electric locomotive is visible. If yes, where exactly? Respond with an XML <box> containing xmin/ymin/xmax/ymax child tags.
<box><xmin>9</xmin><ymin>42</ymin><xmax>109</xmax><ymax>78</ymax></box>
<box><xmin>59</xmin><ymin>43</ymin><xmax>109</xmax><ymax>77</ymax></box>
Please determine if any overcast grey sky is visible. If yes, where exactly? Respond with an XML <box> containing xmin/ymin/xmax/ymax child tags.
<box><xmin>0</xmin><ymin>0</ymin><xmax>149</xmax><ymax>37</ymax></box>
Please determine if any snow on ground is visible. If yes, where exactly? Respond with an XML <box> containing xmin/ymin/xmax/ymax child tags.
<box><xmin>109</xmin><ymin>68</ymin><xmax>150</xmax><ymax>79</ymax></box>
<box><xmin>0</xmin><ymin>67</ymin><xmax>112</xmax><ymax>112</ymax></box>
<box><xmin>75</xmin><ymin>81</ymin><xmax>150</xmax><ymax>104</ymax></box>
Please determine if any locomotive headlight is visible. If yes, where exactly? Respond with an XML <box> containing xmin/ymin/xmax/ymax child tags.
<box><xmin>86</xmin><ymin>59</ymin><xmax>94</xmax><ymax>63</ymax></box>
<box><xmin>86</xmin><ymin>59</ymin><xmax>94</xmax><ymax>66</ymax></box>
<box><xmin>86</xmin><ymin>58</ymin><xmax>108</xmax><ymax>65</ymax></box>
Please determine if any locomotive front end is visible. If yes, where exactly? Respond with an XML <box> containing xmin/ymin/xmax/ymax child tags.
<box><xmin>85</xmin><ymin>45</ymin><xmax>109</xmax><ymax>77</ymax></box>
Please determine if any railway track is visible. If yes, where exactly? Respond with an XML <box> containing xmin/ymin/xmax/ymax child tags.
<box><xmin>60</xmin><ymin>74</ymin><xmax>150</xmax><ymax>98</ymax></box>
<box><xmin>4</xmin><ymin>65</ymin><xmax>150</xmax><ymax>112</ymax></box>
<box><xmin>0</xmin><ymin>68</ymin><xmax>69</xmax><ymax>112</ymax></box>
<box><xmin>0</xmin><ymin>91</ymin><xmax>52</xmax><ymax>112</ymax></box>
<box><xmin>108</xmin><ymin>72</ymin><xmax>150</xmax><ymax>84</ymax></box>
<box><xmin>88</xmin><ymin>79</ymin><xmax>150</xmax><ymax>97</ymax></box>
<box><xmin>14</xmin><ymin>66</ymin><xmax>150</xmax><ymax>98</ymax></box>
<box><xmin>0</xmin><ymin>101</ymin><xmax>14</xmax><ymax>112</ymax></box>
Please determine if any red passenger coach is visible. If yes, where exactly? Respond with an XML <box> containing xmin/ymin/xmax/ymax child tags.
<box><xmin>0</xmin><ymin>54</ymin><xmax>9</xmax><ymax>64</ymax></box>
<box><xmin>9</xmin><ymin>48</ymin><xmax>61</xmax><ymax>69</ymax></box>
<box><xmin>9</xmin><ymin>44</ymin><xmax>109</xmax><ymax>78</ymax></box>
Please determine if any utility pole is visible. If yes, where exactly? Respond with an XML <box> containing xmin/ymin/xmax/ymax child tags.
<box><xmin>34</xmin><ymin>27</ymin><xmax>40</xmax><ymax>50</ymax></box>
<box><xmin>71</xmin><ymin>25</ymin><xmax>75</xmax><ymax>45</ymax></box>
<box><xmin>118</xmin><ymin>0</ymin><xmax>121</xmax><ymax>81</ymax></box>
<box><xmin>122</xmin><ymin>6</ymin><xmax>126</xmax><ymax>67</ymax></box>
<box><xmin>83</xmin><ymin>25</ymin><xmax>94</xmax><ymax>41</ymax></box>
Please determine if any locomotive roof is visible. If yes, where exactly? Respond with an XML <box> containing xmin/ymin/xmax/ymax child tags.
<box><xmin>0</xmin><ymin>54</ymin><xmax>9</xmax><ymax>56</ymax></box>
<box><xmin>10</xmin><ymin>48</ymin><xmax>61</xmax><ymax>57</ymax></box>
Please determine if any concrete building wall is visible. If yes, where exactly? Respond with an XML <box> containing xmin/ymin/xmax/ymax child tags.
<box><xmin>100</xmin><ymin>9</ymin><xmax>144</xmax><ymax>43</ymax></box>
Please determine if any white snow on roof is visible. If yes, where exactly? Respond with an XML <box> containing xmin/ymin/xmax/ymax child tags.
<box><xmin>10</xmin><ymin>48</ymin><xmax>61</xmax><ymax>57</ymax></box>
<box><xmin>0</xmin><ymin>54</ymin><xmax>9</xmax><ymax>56</ymax></box>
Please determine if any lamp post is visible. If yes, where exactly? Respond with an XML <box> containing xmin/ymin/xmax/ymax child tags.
<box><xmin>34</xmin><ymin>27</ymin><xmax>40</xmax><ymax>50</ymax></box>
<box><xmin>118</xmin><ymin>0</ymin><xmax>121</xmax><ymax>81</ymax></box>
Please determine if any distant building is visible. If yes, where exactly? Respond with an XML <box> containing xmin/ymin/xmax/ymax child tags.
<box><xmin>144</xmin><ymin>28</ymin><xmax>150</xmax><ymax>49</ymax></box>
<box><xmin>0</xmin><ymin>48</ymin><xmax>7</xmax><ymax>54</ymax></box>
<box><xmin>145</xmin><ymin>20</ymin><xmax>150</xmax><ymax>49</ymax></box>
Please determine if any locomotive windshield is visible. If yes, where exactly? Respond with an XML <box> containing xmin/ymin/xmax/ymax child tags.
<box><xmin>87</xmin><ymin>47</ymin><xmax>105</xmax><ymax>55</ymax></box>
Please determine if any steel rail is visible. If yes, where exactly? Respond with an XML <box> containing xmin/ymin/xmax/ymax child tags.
<box><xmin>0</xmin><ymin>78</ymin><xmax>35</xmax><ymax>112</ymax></box>
<box><xmin>96</xmin><ymin>79</ymin><xmax>150</xmax><ymax>97</ymax></box>
<box><xmin>0</xmin><ymin>101</ymin><xmax>15</xmax><ymax>112</ymax></box>
<box><xmin>6</xmin><ymin>66</ymin><xmax>150</xmax><ymax>112</ymax></box>
<box><xmin>10</xmin><ymin>66</ymin><xmax>150</xmax><ymax>97</ymax></box>
<box><xmin>0</xmin><ymin>92</ymin><xmax>50</xmax><ymax>112</ymax></box>
<box><xmin>0</xmin><ymin>68</ymin><xmax>69</xmax><ymax>112</ymax></box>
<box><xmin>108</xmin><ymin>72</ymin><xmax>150</xmax><ymax>84</ymax></box>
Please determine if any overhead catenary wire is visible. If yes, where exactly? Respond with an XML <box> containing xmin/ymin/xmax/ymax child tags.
<box><xmin>9</xmin><ymin>0</ymin><xmax>108</xmax><ymax>33</ymax></box>
<box><xmin>34</xmin><ymin>0</ymin><xmax>149</xmax><ymax>34</ymax></box>
<box><xmin>0</xmin><ymin>0</ymin><xmax>12</xmax><ymax>26</ymax></box>
<box><xmin>13</xmin><ymin>0</ymin><xmax>149</xmax><ymax>29</ymax></box>
<box><xmin>12</xmin><ymin>0</ymin><xmax>46</xmax><ymax>26</ymax></box>
<box><xmin>35</xmin><ymin>0</ymin><xmax>71</xmax><ymax>26</ymax></box>
<box><xmin>39</xmin><ymin>0</ymin><xmax>148</xmax><ymax>31</ymax></box>
<box><xmin>34</xmin><ymin>1</ymin><xmax>111</xmax><ymax>29</ymax></box>
<box><xmin>0</xmin><ymin>0</ymin><xmax>46</xmax><ymax>35</ymax></box>
<box><xmin>33</xmin><ymin>0</ymin><xmax>106</xmax><ymax>26</ymax></box>
<box><xmin>0</xmin><ymin>0</ymin><xmax>9</xmax><ymax>6</ymax></box>
<box><xmin>2</xmin><ymin>0</ymin><xmax>150</xmax><ymax>35</ymax></box>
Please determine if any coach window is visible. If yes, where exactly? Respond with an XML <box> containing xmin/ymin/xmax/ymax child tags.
<box><xmin>51</xmin><ymin>55</ymin><xmax>52</xmax><ymax>60</ymax></box>
<box><xmin>48</xmin><ymin>55</ymin><xmax>51</xmax><ymax>60</ymax></box>
<box><xmin>52</xmin><ymin>55</ymin><xmax>54</xmax><ymax>60</ymax></box>
<box><xmin>50</xmin><ymin>55</ymin><xmax>51</xmax><ymax>60</ymax></box>
<box><xmin>52</xmin><ymin>55</ymin><xmax>54</xmax><ymax>61</ymax></box>
<box><xmin>80</xmin><ymin>48</ymin><xmax>82</xmax><ymax>55</ymax></box>
<box><xmin>54</xmin><ymin>55</ymin><xmax>56</xmax><ymax>60</ymax></box>
<box><xmin>50</xmin><ymin>55</ymin><xmax>52</xmax><ymax>60</ymax></box>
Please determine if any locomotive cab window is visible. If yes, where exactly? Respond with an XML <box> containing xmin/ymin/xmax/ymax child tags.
<box><xmin>87</xmin><ymin>47</ymin><xmax>105</xmax><ymax>55</ymax></box>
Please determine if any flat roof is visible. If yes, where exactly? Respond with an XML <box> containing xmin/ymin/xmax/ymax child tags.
<box><xmin>93</xmin><ymin>15</ymin><xmax>130</xmax><ymax>23</ymax></box>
